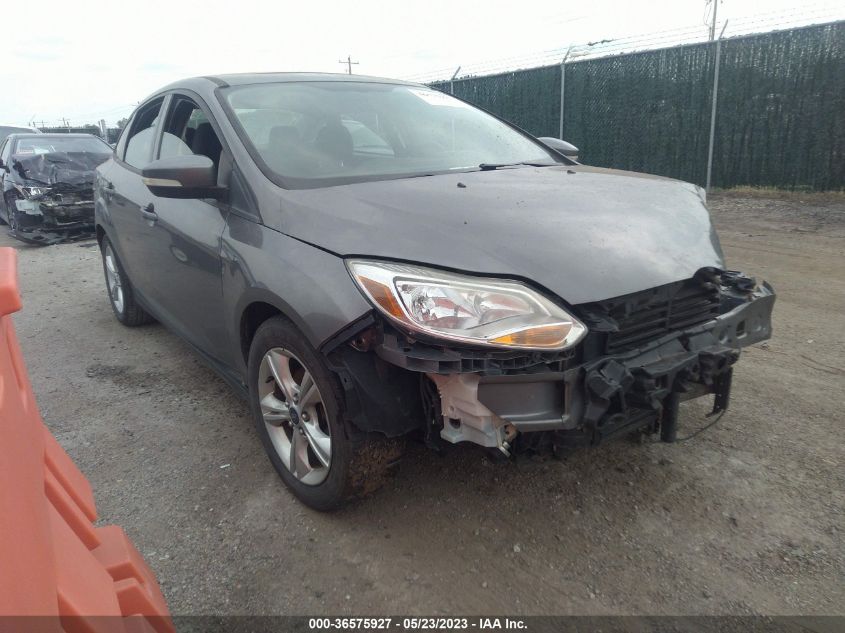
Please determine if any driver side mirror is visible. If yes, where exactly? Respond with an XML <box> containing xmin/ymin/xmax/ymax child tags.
<box><xmin>142</xmin><ymin>155</ymin><xmax>227</xmax><ymax>200</ymax></box>
<box><xmin>537</xmin><ymin>137</ymin><xmax>579</xmax><ymax>161</ymax></box>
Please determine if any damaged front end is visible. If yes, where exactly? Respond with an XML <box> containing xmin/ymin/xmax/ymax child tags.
<box><xmin>325</xmin><ymin>269</ymin><xmax>775</xmax><ymax>457</ymax></box>
<box><xmin>11</xmin><ymin>183</ymin><xmax>96</xmax><ymax>244</ymax></box>
<box><xmin>7</xmin><ymin>152</ymin><xmax>103</xmax><ymax>245</ymax></box>
<box><xmin>547</xmin><ymin>269</ymin><xmax>774</xmax><ymax>450</ymax></box>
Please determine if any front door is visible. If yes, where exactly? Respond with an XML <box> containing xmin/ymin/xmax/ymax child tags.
<box><xmin>139</xmin><ymin>94</ymin><xmax>231</xmax><ymax>363</ymax></box>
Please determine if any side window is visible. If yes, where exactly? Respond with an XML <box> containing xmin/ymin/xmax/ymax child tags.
<box><xmin>159</xmin><ymin>96</ymin><xmax>223</xmax><ymax>179</ymax></box>
<box><xmin>124</xmin><ymin>98</ymin><xmax>163</xmax><ymax>169</ymax></box>
<box><xmin>114</xmin><ymin>118</ymin><xmax>132</xmax><ymax>158</ymax></box>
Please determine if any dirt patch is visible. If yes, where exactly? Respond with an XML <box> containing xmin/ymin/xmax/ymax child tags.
<box><xmin>85</xmin><ymin>363</ymin><xmax>166</xmax><ymax>391</ymax></box>
<box><xmin>3</xmin><ymin>194</ymin><xmax>843</xmax><ymax>616</ymax></box>
<box><xmin>712</xmin><ymin>188</ymin><xmax>845</xmax><ymax>204</ymax></box>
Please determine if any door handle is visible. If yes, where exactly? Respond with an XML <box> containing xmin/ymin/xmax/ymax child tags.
<box><xmin>140</xmin><ymin>203</ymin><xmax>158</xmax><ymax>221</ymax></box>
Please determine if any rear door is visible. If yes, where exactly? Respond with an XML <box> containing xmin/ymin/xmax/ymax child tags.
<box><xmin>103</xmin><ymin>97</ymin><xmax>165</xmax><ymax>292</ymax></box>
<box><xmin>136</xmin><ymin>93</ymin><xmax>231</xmax><ymax>361</ymax></box>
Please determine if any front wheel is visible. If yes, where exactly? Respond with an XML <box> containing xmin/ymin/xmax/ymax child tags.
<box><xmin>3</xmin><ymin>192</ymin><xmax>21</xmax><ymax>230</ymax></box>
<box><xmin>248</xmin><ymin>316</ymin><xmax>402</xmax><ymax>510</ymax></box>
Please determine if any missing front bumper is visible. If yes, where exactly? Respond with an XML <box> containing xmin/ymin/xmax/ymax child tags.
<box><xmin>423</xmin><ymin>281</ymin><xmax>775</xmax><ymax>452</ymax></box>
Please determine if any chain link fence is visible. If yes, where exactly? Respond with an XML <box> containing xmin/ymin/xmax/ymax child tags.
<box><xmin>432</xmin><ymin>21</ymin><xmax>844</xmax><ymax>191</ymax></box>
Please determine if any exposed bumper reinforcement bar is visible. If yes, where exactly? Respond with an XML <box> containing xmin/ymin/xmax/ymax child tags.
<box><xmin>555</xmin><ymin>281</ymin><xmax>775</xmax><ymax>447</ymax></box>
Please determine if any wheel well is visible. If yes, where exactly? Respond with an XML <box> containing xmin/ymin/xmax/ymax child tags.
<box><xmin>240</xmin><ymin>301</ymin><xmax>283</xmax><ymax>361</ymax></box>
<box><xmin>4</xmin><ymin>189</ymin><xmax>20</xmax><ymax>209</ymax></box>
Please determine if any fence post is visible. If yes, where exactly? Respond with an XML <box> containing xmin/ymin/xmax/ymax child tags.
<box><xmin>450</xmin><ymin>66</ymin><xmax>461</xmax><ymax>95</ymax></box>
<box><xmin>706</xmin><ymin>22</ymin><xmax>728</xmax><ymax>192</ymax></box>
<box><xmin>558</xmin><ymin>47</ymin><xmax>572</xmax><ymax>139</ymax></box>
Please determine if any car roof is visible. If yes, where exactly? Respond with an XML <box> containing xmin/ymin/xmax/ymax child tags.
<box><xmin>158</xmin><ymin>72</ymin><xmax>424</xmax><ymax>94</ymax></box>
<box><xmin>209</xmin><ymin>72</ymin><xmax>422</xmax><ymax>87</ymax></box>
<box><xmin>8</xmin><ymin>133</ymin><xmax>100</xmax><ymax>139</ymax></box>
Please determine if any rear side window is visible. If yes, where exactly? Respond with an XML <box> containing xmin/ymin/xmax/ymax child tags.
<box><xmin>114</xmin><ymin>120</ymin><xmax>131</xmax><ymax>157</ymax></box>
<box><xmin>123</xmin><ymin>99</ymin><xmax>163</xmax><ymax>168</ymax></box>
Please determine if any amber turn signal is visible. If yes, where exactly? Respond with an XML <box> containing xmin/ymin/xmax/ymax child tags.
<box><xmin>489</xmin><ymin>323</ymin><xmax>573</xmax><ymax>348</ymax></box>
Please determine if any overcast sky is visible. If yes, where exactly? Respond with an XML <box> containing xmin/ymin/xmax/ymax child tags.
<box><xmin>2</xmin><ymin>0</ymin><xmax>842</xmax><ymax>127</ymax></box>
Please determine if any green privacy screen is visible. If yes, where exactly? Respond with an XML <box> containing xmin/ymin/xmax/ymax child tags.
<box><xmin>432</xmin><ymin>21</ymin><xmax>844</xmax><ymax>190</ymax></box>
<box><xmin>714</xmin><ymin>23</ymin><xmax>844</xmax><ymax>189</ymax></box>
<box><xmin>443</xmin><ymin>65</ymin><xmax>563</xmax><ymax>143</ymax></box>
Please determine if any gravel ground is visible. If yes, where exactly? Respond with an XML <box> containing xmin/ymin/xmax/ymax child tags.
<box><xmin>3</xmin><ymin>194</ymin><xmax>843</xmax><ymax>616</ymax></box>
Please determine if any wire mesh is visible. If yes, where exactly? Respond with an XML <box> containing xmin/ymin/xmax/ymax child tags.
<box><xmin>430</xmin><ymin>21</ymin><xmax>845</xmax><ymax>190</ymax></box>
<box><xmin>563</xmin><ymin>43</ymin><xmax>715</xmax><ymax>185</ymax></box>
<box><xmin>713</xmin><ymin>21</ymin><xmax>844</xmax><ymax>190</ymax></box>
<box><xmin>433</xmin><ymin>65</ymin><xmax>562</xmax><ymax>138</ymax></box>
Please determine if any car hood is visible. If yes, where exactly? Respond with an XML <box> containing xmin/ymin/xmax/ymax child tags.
<box><xmin>274</xmin><ymin>165</ymin><xmax>725</xmax><ymax>305</ymax></box>
<box><xmin>11</xmin><ymin>152</ymin><xmax>110</xmax><ymax>187</ymax></box>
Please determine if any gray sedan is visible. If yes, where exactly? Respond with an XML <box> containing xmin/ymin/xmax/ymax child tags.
<box><xmin>95</xmin><ymin>73</ymin><xmax>774</xmax><ymax>510</ymax></box>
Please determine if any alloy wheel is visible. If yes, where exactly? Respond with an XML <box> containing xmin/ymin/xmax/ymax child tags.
<box><xmin>258</xmin><ymin>348</ymin><xmax>332</xmax><ymax>485</ymax></box>
<box><xmin>103</xmin><ymin>244</ymin><xmax>124</xmax><ymax>314</ymax></box>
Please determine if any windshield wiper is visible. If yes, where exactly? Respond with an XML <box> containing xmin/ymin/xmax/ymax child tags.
<box><xmin>477</xmin><ymin>161</ymin><xmax>557</xmax><ymax>171</ymax></box>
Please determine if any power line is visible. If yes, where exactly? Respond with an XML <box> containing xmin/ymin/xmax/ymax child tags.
<box><xmin>407</xmin><ymin>3</ymin><xmax>844</xmax><ymax>83</ymax></box>
<box><xmin>407</xmin><ymin>22</ymin><xmax>712</xmax><ymax>81</ymax></box>
<box><xmin>62</xmin><ymin>103</ymin><xmax>137</xmax><ymax>122</ymax></box>
<box><xmin>31</xmin><ymin>104</ymin><xmax>139</xmax><ymax>130</ymax></box>
<box><xmin>706</xmin><ymin>0</ymin><xmax>719</xmax><ymax>40</ymax></box>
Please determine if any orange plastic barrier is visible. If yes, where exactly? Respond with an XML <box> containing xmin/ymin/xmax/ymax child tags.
<box><xmin>0</xmin><ymin>248</ymin><xmax>174</xmax><ymax>633</ymax></box>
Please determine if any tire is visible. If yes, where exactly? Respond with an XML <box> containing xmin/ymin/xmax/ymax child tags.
<box><xmin>100</xmin><ymin>235</ymin><xmax>155</xmax><ymax>326</ymax></box>
<box><xmin>248</xmin><ymin>316</ymin><xmax>403</xmax><ymax>511</ymax></box>
<box><xmin>3</xmin><ymin>192</ymin><xmax>21</xmax><ymax>229</ymax></box>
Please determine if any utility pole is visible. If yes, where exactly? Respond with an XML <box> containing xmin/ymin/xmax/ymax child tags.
<box><xmin>449</xmin><ymin>66</ymin><xmax>461</xmax><ymax>95</ymax></box>
<box><xmin>338</xmin><ymin>55</ymin><xmax>359</xmax><ymax>74</ymax></box>
<box><xmin>706</xmin><ymin>20</ymin><xmax>729</xmax><ymax>192</ymax></box>
<box><xmin>559</xmin><ymin>46</ymin><xmax>573</xmax><ymax>139</ymax></box>
<box><xmin>708</xmin><ymin>0</ymin><xmax>719</xmax><ymax>41</ymax></box>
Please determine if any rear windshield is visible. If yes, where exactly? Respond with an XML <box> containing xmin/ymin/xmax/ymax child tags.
<box><xmin>13</xmin><ymin>136</ymin><xmax>111</xmax><ymax>156</ymax></box>
<box><xmin>221</xmin><ymin>81</ymin><xmax>558</xmax><ymax>188</ymax></box>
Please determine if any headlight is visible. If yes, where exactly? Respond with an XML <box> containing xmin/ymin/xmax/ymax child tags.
<box><xmin>347</xmin><ymin>260</ymin><xmax>587</xmax><ymax>350</ymax></box>
<box><xmin>14</xmin><ymin>185</ymin><xmax>45</xmax><ymax>198</ymax></box>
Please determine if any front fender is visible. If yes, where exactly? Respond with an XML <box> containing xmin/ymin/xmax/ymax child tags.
<box><xmin>222</xmin><ymin>214</ymin><xmax>372</xmax><ymax>372</ymax></box>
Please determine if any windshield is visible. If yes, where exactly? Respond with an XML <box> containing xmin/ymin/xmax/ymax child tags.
<box><xmin>13</xmin><ymin>136</ymin><xmax>111</xmax><ymax>156</ymax></box>
<box><xmin>222</xmin><ymin>81</ymin><xmax>559</xmax><ymax>187</ymax></box>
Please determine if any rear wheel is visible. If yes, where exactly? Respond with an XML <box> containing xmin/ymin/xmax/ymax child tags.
<box><xmin>100</xmin><ymin>235</ymin><xmax>155</xmax><ymax>326</ymax></box>
<box><xmin>248</xmin><ymin>316</ymin><xmax>403</xmax><ymax>510</ymax></box>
